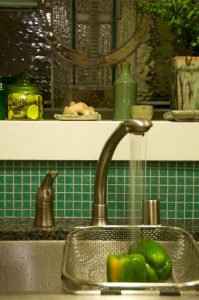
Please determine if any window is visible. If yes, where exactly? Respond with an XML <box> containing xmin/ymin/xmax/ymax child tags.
<box><xmin>0</xmin><ymin>0</ymin><xmax>183</xmax><ymax>119</ymax></box>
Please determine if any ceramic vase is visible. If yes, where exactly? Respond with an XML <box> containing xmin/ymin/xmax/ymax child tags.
<box><xmin>113</xmin><ymin>62</ymin><xmax>137</xmax><ymax>120</ymax></box>
<box><xmin>168</xmin><ymin>56</ymin><xmax>199</xmax><ymax>110</ymax></box>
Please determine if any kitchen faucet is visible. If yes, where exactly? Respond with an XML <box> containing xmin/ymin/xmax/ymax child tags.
<box><xmin>90</xmin><ymin>119</ymin><xmax>153</xmax><ymax>226</ymax></box>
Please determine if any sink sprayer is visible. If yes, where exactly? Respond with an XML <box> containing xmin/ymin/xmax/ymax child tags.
<box><xmin>90</xmin><ymin>119</ymin><xmax>153</xmax><ymax>226</ymax></box>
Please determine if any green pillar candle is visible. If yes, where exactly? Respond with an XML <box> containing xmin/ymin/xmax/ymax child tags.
<box><xmin>113</xmin><ymin>62</ymin><xmax>137</xmax><ymax>120</ymax></box>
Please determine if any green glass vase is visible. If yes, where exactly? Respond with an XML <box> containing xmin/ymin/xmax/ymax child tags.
<box><xmin>113</xmin><ymin>62</ymin><xmax>137</xmax><ymax>120</ymax></box>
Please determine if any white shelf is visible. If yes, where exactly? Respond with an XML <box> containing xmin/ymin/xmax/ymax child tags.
<box><xmin>0</xmin><ymin>120</ymin><xmax>199</xmax><ymax>161</ymax></box>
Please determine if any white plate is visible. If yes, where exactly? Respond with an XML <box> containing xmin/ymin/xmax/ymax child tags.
<box><xmin>54</xmin><ymin>114</ymin><xmax>101</xmax><ymax>121</ymax></box>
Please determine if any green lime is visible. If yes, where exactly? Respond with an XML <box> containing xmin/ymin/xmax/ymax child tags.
<box><xmin>27</xmin><ymin>104</ymin><xmax>39</xmax><ymax>120</ymax></box>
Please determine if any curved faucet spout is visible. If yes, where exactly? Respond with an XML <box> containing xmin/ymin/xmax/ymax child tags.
<box><xmin>90</xmin><ymin>119</ymin><xmax>153</xmax><ymax>226</ymax></box>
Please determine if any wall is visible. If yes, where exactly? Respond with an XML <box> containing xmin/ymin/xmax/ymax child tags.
<box><xmin>0</xmin><ymin>160</ymin><xmax>199</xmax><ymax>221</ymax></box>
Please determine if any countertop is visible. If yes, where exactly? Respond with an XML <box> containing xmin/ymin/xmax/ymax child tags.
<box><xmin>0</xmin><ymin>218</ymin><xmax>199</xmax><ymax>240</ymax></box>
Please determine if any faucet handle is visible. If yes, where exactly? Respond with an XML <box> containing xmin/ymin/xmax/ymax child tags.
<box><xmin>36</xmin><ymin>172</ymin><xmax>58</xmax><ymax>202</ymax></box>
<box><xmin>34</xmin><ymin>172</ymin><xmax>58</xmax><ymax>228</ymax></box>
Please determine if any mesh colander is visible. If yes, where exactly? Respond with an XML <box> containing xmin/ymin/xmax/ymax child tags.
<box><xmin>62</xmin><ymin>225</ymin><xmax>199</xmax><ymax>294</ymax></box>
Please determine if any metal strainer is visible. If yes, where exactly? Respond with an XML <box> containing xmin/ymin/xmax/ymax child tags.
<box><xmin>62</xmin><ymin>225</ymin><xmax>199</xmax><ymax>295</ymax></box>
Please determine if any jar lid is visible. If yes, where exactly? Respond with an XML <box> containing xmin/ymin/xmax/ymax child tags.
<box><xmin>8</xmin><ymin>73</ymin><xmax>40</xmax><ymax>93</ymax></box>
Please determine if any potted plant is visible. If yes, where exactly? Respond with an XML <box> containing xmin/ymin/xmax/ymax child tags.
<box><xmin>137</xmin><ymin>0</ymin><xmax>199</xmax><ymax>111</ymax></box>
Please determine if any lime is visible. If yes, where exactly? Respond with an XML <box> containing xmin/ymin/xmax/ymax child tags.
<box><xmin>8</xmin><ymin>110</ymin><xmax>13</xmax><ymax>120</ymax></box>
<box><xmin>27</xmin><ymin>104</ymin><xmax>39</xmax><ymax>120</ymax></box>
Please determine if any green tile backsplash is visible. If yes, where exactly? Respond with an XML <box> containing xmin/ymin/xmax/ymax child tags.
<box><xmin>0</xmin><ymin>160</ymin><xmax>199</xmax><ymax>220</ymax></box>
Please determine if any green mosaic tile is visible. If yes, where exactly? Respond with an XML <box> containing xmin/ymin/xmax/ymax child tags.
<box><xmin>74</xmin><ymin>193</ymin><xmax>81</xmax><ymax>201</ymax></box>
<box><xmin>185</xmin><ymin>177</ymin><xmax>193</xmax><ymax>185</ymax></box>
<box><xmin>185</xmin><ymin>211</ymin><xmax>192</xmax><ymax>218</ymax></box>
<box><xmin>168</xmin><ymin>203</ymin><xmax>175</xmax><ymax>210</ymax></box>
<box><xmin>167</xmin><ymin>194</ymin><xmax>175</xmax><ymax>202</ymax></box>
<box><xmin>82</xmin><ymin>185</ymin><xmax>90</xmax><ymax>193</ymax></box>
<box><xmin>0</xmin><ymin>161</ymin><xmax>5</xmax><ymax>168</ymax></box>
<box><xmin>57</xmin><ymin>193</ymin><xmax>65</xmax><ymax>201</ymax></box>
<box><xmin>82</xmin><ymin>177</ymin><xmax>91</xmax><ymax>185</ymax></box>
<box><xmin>176</xmin><ymin>195</ymin><xmax>184</xmax><ymax>202</ymax></box>
<box><xmin>185</xmin><ymin>194</ymin><xmax>193</xmax><ymax>201</ymax></box>
<box><xmin>81</xmin><ymin>210</ymin><xmax>90</xmax><ymax>218</ymax></box>
<box><xmin>14</xmin><ymin>194</ymin><xmax>23</xmax><ymax>201</ymax></box>
<box><xmin>0</xmin><ymin>160</ymin><xmax>199</xmax><ymax>219</ymax></box>
<box><xmin>194</xmin><ymin>177</ymin><xmax>199</xmax><ymax>185</ymax></box>
<box><xmin>73</xmin><ymin>202</ymin><xmax>81</xmax><ymax>210</ymax></box>
<box><xmin>185</xmin><ymin>185</ymin><xmax>194</xmax><ymax>195</ymax></box>
<box><xmin>168</xmin><ymin>177</ymin><xmax>176</xmax><ymax>185</ymax></box>
<box><xmin>56</xmin><ymin>210</ymin><xmax>65</xmax><ymax>217</ymax></box>
<box><xmin>160</xmin><ymin>202</ymin><xmax>166</xmax><ymax>209</ymax></box>
<box><xmin>23</xmin><ymin>176</ymin><xmax>31</xmax><ymax>184</ymax></box>
<box><xmin>176</xmin><ymin>211</ymin><xmax>184</xmax><ymax>218</ymax></box>
<box><xmin>168</xmin><ymin>211</ymin><xmax>175</xmax><ymax>218</ymax></box>
<box><xmin>0</xmin><ymin>176</ymin><xmax>4</xmax><ymax>184</ymax></box>
<box><xmin>177</xmin><ymin>203</ymin><xmax>184</xmax><ymax>210</ymax></box>
<box><xmin>14</xmin><ymin>210</ymin><xmax>23</xmax><ymax>217</ymax></box>
<box><xmin>57</xmin><ymin>202</ymin><xmax>64</xmax><ymax>209</ymax></box>
<box><xmin>108</xmin><ymin>193</ymin><xmax>116</xmax><ymax>201</ymax></box>
<box><xmin>57</xmin><ymin>185</ymin><xmax>64</xmax><ymax>193</ymax></box>
<box><xmin>6</xmin><ymin>210</ymin><xmax>14</xmax><ymax>217</ymax></box>
<box><xmin>194</xmin><ymin>211</ymin><xmax>199</xmax><ymax>218</ymax></box>
<box><xmin>57</xmin><ymin>175</ymin><xmax>64</xmax><ymax>183</ymax></box>
<box><xmin>168</xmin><ymin>186</ymin><xmax>176</xmax><ymax>193</ymax></box>
<box><xmin>82</xmin><ymin>202</ymin><xmax>90</xmax><ymax>209</ymax></box>
<box><xmin>177</xmin><ymin>186</ymin><xmax>184</xmax><ymax>193</ymax></box>
<box><xmin>14</xmin><ymin>185</ymin><xmax>22</xmax><ymax>193</ymax></box>
<box><xmin>0</xmin><ymin>202</ymin><xmax>4</xmax><ymax>209</ymax></box>
<box><xmin>65</xmin><ymin>193</ymin><xmax>73</xmax><ymax>201</ymax></box>
<box><xmin>151</xmin><ymin>186</ymin><xmax>158</xmax><ymax>194</ymax></box>
<box><xmin>74</xmin><ymin>209</ymin><xmax>82</xmax><ymax>218</ymax></box>
<box><xmin>6</xmin><ymin>176</ymin><xmax>13</xmax><ymax>184</ymax></box>
<box><xmin>194</xmin><ymin>186</ymin><xmax>199</xmax><ymax>194</ymax></box>
<box><xmin>186</xmin><ymin>169</ymin><xmax>194</xmax><ymax>176</ymax></box>
<box><xmin>23</xmin><ymin>202</ymin><xmax>31</xmax><ymax>209</ymax></box>
<box><xmin>194</xmin><ymin>203</ymin><xmax>199</xmax><ymax>210</ymax></box>
<box><xmin>5</xmin><ymin>193</ymin><xmax>13</xmax><ymax>201</ymax></box>
<box><xmin>161</xmin><ymin>211</ymin><xmax>167</xmax><ymax>219</ymax></box>
<box><xmin>109</xmin><ymin>185</ymin><xmax>116</xmax><ymax>192</ymax></box>
<box><xmin>5</xmin><ymin>185</ymin><xmax>13</xmax><ymax>193</ymax></box>
<box><xmin>66</xmin><ymin>177</ymin><xmax>73</xmax><ymax>184</ymax></box>
<box><xmin>23</xmin><ymin>210</ymin><xmax>31</xmax><ymax>217</ymax></box>
<box><xmin>82</xmin><ymin>193</ymin><xmax>91</xmax><ymax>201</ymax></box>
<box><xmin>150</xmin><ymin>177</ymin><xmax>158</xmax><ymax>185</ymax></box>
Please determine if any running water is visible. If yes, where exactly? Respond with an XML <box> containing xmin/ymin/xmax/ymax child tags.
<box><xmin>129</xmin><ymin>133</ymin><xmax>149</xmax><ymax>225</ymax></box>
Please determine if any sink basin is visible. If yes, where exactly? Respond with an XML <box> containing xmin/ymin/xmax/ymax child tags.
<box><xmin>0</xmin><ymin>238</ymin><xmax>198</xmax><ymax>296</ymax></box>
<box><xmin>0</xmin><ymin>240</ymin><xmax>65</xmax><ymax>294</ymax></box>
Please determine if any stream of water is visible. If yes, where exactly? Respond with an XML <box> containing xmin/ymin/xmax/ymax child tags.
<box><xmin>129</xmin><ymin>133</ymin><xmax>149</xmax><ymax>225</ymax></box>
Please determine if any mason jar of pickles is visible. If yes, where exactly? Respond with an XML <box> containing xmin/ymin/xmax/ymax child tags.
<box><xmin>8</xmin><ymin>73</ymin><xmax>43</xmax><ymax>120</ymax></box>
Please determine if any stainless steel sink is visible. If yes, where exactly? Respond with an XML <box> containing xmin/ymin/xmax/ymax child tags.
<box><xmin>0</xmin><ymin>240</ymin><xmax>65</xmax><ymax>294</ymax></box>
<box><xmin>0</xmin><ymin>239</ymin><xmax>198</xmax><ymax>296</ymax></box>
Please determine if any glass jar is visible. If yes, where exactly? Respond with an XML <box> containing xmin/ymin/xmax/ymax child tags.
<box><xmin>0</xmin><ymin>76</ymin><xmax>14</xmax><ymax>120</ymax></box>
<box><xmin>8</xmin><ymin>73</ymin><xmax>43</xmax><ymax>120</ymax></box>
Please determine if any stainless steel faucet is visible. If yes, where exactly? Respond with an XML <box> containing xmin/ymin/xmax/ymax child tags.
<box><xmin>90</xmin><ymin>119</ymin><xmax>153</xmax><ymax>226</ymax></box>
<box><xmin>34</xmin><ymin>172</ymin><xmax>58</xmax><ymax>228</ymax></box>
